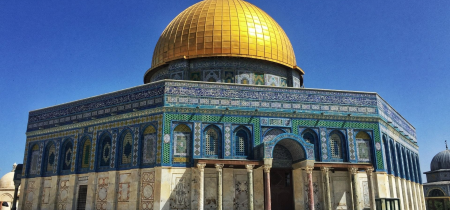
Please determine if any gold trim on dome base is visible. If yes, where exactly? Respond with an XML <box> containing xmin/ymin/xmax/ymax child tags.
<box><xmin>147</xmin><ymin>0</ymin><xmax>301</xmax><ymax>79</ymax></box>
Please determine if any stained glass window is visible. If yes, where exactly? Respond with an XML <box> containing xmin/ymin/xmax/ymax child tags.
<box><xmin>143</xmin><ymin>126</ymin><xmax>157</xmax><ymax>164</ymax></box>
<box><xmin>121</xmin><ymin>131</ymin><xmax>133</xmax><ymax>165</ymax></box>
<box><xmin>235</xmin><ymin>128</ymin><xmax>249</xmax><ymax>157</ymax></box>
<box><xmin>62</xmin><ymin>141</ymin><xmax>73</xmax><ymax>171</ymax></box>
<box><xmin>99</xmin><ymin>136</ymin><xmax>111</xmax><ymax>167</ymax></box>
<box><xmin>356</xmin><ymin>131</ymin><xmax>371</xmax><ymax>162</ymax></box>
<box><xmin>330</xmin><ymin>133</ymin><xmax>342</xmax><ymax>159</ymax></box>
<box><xmin>29</xmin><ymin>144</ymin><xmax>39</xmax><ymax>175</ymax></box>
<box><xmin>173</xmin><ymin>124</ymin><xmax>191</xmax><ymax>163</ymax></box>
<box><xmin>81</xmin><ymin>139</ymin><xmax>91</xmax><ymax>169</ymax></box>
<box><xmin>46</xmin><ymin>143</ymin><xmax>56</xmax><ymax>172</ymax></box>
<box><xmin>204</xmin><ymin>126</ymin><xmax>221</xmax><ymax>157</ymax></box>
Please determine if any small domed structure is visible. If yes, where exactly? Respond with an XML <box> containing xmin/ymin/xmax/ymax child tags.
<box><xmin>430</xmin><ymin>149</ymin><xmax>450</xmax><ymax>171</ymax></box>
<box><xmin>0</xmin><ymin>163</ymin><xmax>18</xmax><ymax>209</ymax></box>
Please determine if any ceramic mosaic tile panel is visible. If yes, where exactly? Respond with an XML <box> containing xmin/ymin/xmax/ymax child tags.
<box><xmin>224</xmin><ymin>71</ymin><xmax>234</xmax><ymax>83</ymax></box>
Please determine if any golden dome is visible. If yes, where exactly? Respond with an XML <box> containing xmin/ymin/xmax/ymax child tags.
<box><xmin>150</xmin><ymin>0</ymin><xmax>298</xmax><ymax>72</ymax></box>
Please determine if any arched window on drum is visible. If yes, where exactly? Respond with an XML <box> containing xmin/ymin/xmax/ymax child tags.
<box><xmin>44</xmin><ymin>142</ymin><xmax>56</xmax><ymax>173</ymax></box>
<box><xmin>173</xmin><ymin>124</ymin><xmax>191</xmax><ymax>165</ymax></box>
<box><xmin>142</xmin><ymin>125</ymin><xmax>157</xmax><ymax>165</ymax></box>
<box><xmin>203</xmin><ymin>125</ymin><xmax>222</xmax><ymax>158</ymax></box>
<box><xmin>429</xmin><ymin>189</ymin><xmax>445</xmax><ymax>197</ymax></box>
<box><xmin>119</xmin><ymin>130</ymin><xmax>133</xmax><ymax>167</ymax></box>
<box><xmin>60</xmin><ymin>140</ymin><xmax>73</xmax><ymax>172</ymax></box>
<box><xmin>356</xmin><ymin>131</ymin><xmax>372</xmax><ymax>163</ymax></box>
<box><xmin>329</xmin><ymin>131</ymin><xmax>345</xmax><ymax>161</ymax></box>
<box><xmin>98</xmin><ymin>134</ymin><xmax>112</xmax><ymax>168</ymax></box>
<box><xmin>302</xmin><ymin>129</ymin><xmax>319</xmax><ymax>161</ymax></box>
<box><xmin>79</xmin><ymin>137</ymin><xmax>92</xmax><ymax>171</ymax></box>
<box><xmin>28</xmin><ymin>144</ymin><xmax>40</xmax><ymax>175</ymax></box>
<box><xmin>234</xmin><ymin>126</ymin><xmax>251</xmax><ymax>158</ymax></box>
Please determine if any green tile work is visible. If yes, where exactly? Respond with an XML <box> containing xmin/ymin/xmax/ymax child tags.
<box><xmin>293</xmin><ymin>119</ymin><xmax>384</xmax><ymax>170</ymax></box>
<box><xmin>163</xmin><ymin>113</ymin><xmax>261</xmax><ymax>164</ymax></box>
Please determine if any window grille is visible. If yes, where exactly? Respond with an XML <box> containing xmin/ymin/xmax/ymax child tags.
<box><xmin>62</xmin><ymin>142</ymin><xmax>73</xmax><ymax>170</ymax></box>
<box><xmin>77</xmin><ymin>185</ymin><xmax>88</xmax><ymax>210</ymax></box>
<box><xmin>46</xmin><ymin>144</ymin><xmax>56</xmax><ymax>172</ymax></box>
<box><xmin>330</xmin><ymin>133</ymin><xmax>341</xmax><ymax>159</ymax></box>
<box><xmin>121</xmin><ymin>132</ymin><xmax>133</xmax><ymax>165</ymax></box>
<box><xmin>204</xmin><ymin>127</ymin><xmax>220</xmax><ymax>157</ymax></box>
<box><xmin>81</xmin><ymin>140</ymin><xmax>91</xmax><ymax>169</ymax></box>
<box><xmin>100</xmin><ymin>136</ymin><xmax>111</xmax><ymax>167</ymax></box>
<box><xmin>235</xmin><ymin>129</ymin><xmax>248</xmax><ymax>156</ymax></box>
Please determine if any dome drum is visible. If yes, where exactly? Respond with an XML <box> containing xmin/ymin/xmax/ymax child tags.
<box><xmin>145</xmin><ymin>57</ymin><xmax>303</xmax><ymax>87</ymax></box>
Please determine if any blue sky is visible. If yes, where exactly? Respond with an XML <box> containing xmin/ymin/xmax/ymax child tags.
<box><xmin>1</xmin><ymin>0</ymin><xmax>449</xmax><ymax>179</ymax></box>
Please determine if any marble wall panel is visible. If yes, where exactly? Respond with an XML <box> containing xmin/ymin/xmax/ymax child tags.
<box><xmin>169</xmin><ymin>173</ymin><xmax>191</xmax><ymax>210</ymax></box>
<box><xmin>330</xmin><ymin>172</ymin><xmax>351</xmax><ymax>209</ymax></box>
<box><xmin>234</xmin><ymin>170</ymin><xmax>248</xmax><ymax>210</ymax></box>
<box><xmin>141</xmin><ymin>170</ymin><xmax>155</xmax><ymax>210</ymax></box>
<box><xmin>204</xmin><ymin>169</ymin><xmax>218</xmax><ymax>210</ymax></box>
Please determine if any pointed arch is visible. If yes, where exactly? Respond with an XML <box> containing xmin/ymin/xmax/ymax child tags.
<box><xmin>203</xmin><ymin>125</ymin><xmax>222</xmax><ymax>158</ymax></box>
<box><xmin>301</xmin><ymin>129</ymin><xmax>319</xmax><ymax>161</ymax></box>
<box><xmin>119</xmin><ymin>128</ymin><xmax>133</xmax><ymax>166</ymax></box>
<box><xmin>78</xmin><ymin>136</ymin><xmax>92</xmax><ymax>171</ymax></box>
<box><xmin>389</xmin><ymin>140</ymin><xmax>398</xmax><ymax>176</ymax></box>
<box><xmin>234</xmin><ymin>126</ymin><xmax>251</xmax><ymax>157</ymax></box>
<box><xmin>142</xmin><ymin>125</ymin><xmax>157</xmax><ymax>165</ymax></box>
<box><xmin>44</xmin><ymin>142</ymin><xmax>56</xmax><ymax>173</ymax></box>
<box><xmin>98</xmin><ymin>132</ymin><xmax>112</xmax><ymax>168</ymax></box>
<box><xmin>60</xmin><ymin>139</ymin><xmax>73</xmax><ymax>171</ymax></box>
<box><xmin>356</xmin><ymin>131</ymin><xmax>372</xmax><ymax>163</ymax></box>
<box><xmin>329</xmin><ymin>130</ymin><xmax>346</xmax><ymax>161</ymax></box>
<box><xmin>28</xmin><ymin>144</ymin><xmax>40</xmax><ymax>175</ymax></box>
<box><xmin>173</xmin><ymin>124</ymin><xmax>192</xmax><ymax>164</ymax></box>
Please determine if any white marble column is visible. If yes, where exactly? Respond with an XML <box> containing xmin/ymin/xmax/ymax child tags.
<box><xmin>197</xmin><ymin>163</ymin><xmax>206</xmax><ymax>210</ymax></box>
<box><xmin>349</xmin><ymin>167</ymin><xmax>360</xmax><ymax>210</ymax></box>
<box><xmin>366</xmin><ymin>168</ymin><xmax>376</xmax><ymax>210</ymax></box>
<box><xmin>263</xmin><ymin>164</ymin><xmax>272</xmax><ymax>210</ymax></box>
<box><xmin>321</xmin><ymin>167</ymin><xmax>332</xmax><ymax>210</ymax></box>
<box><xmin>215</xmin><ymin>164</ymin><xmax>224</xmax><ymax>210</ymax></box>
<box><xmin>246</xmin><ymin>164</ymin><xmax>254</xmax><ymax>210</ymax></box>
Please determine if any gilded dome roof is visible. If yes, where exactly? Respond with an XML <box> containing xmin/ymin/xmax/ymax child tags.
<box><xmin>149</xmin><ymin>0</ymin><xmax>297</xmax><ymax>72</ymax></box>
<box><xmin>431</xmin><ymin>149</ymin><xmax>450</xmax><ymax>171</ymax></box>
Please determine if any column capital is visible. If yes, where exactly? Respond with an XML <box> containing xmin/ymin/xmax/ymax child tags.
<box><xmin>320</xmin><ymin>167</ymin><xmax>330</xmax><ymax>173</ymax></box>
<box><xmin>349</xmin><ymin>167</ymin><xmax>359</xmax><ymax>175</ymax></box>
<box><xmin>366</xmin><ymin>167</ymin><xmax>374</xmax><ymax>175</ymax></box>
<box><xmin>197</xmin><ymin>163</ymin><xmax>206</xmax><ymax>172</ymax></box>
<box><xmin>263</xmin><ymin>164</ymin><xmax>271</xmax><ymax>173</ymax></box>
<box><xmin>246</xmin><ymin>164</ymin><xmax>254</xmax><ymax>172</ymax></box>
<box><xmin>215</xmin><ymin>164</ymin><xmax>224</xmax><ymax>171</ymax></box>
<box><xmin>305</xmin><ymin>166</ymin><xmax>314</xmax><ymax>174</ymax></box>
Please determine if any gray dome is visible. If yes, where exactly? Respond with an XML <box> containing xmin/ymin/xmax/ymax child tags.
<box><xmin>431</xmin><ymin>149</ymin><xmax>450</xmax><ymax>171</ymax></box>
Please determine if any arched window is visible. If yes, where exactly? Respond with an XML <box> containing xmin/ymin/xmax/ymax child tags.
<box><xmin>302</xmin><ymin>129</ymin><xmax>319</xmax><ymax>161</ymax></box>
<box><xmin>142</xmin><ymin>125</ymin><xmax>157</xmax><ymax>165</ymax></box>
<box><xmin>234</xmin><ymin>127</ymin><xmax>251</xmax><ymax>157</ymax></box>
<box><xmin>45</xmin><ymin>142</ymin><xmax>56</xmax><ymax>173</ymax></box>
<box><xmin>61</xmin><ymin>140</ymin><xmax>73</xmax><ymax>171</ymax></box>
<box><xmin>263</xmin><ymin>128</ymin><xmax>285</xmax><ymax>143</ymax></box>
<box><xmin>429</xmin><ymin>189</ymin><xmax>445</xmax><ymax>197</ymax></box>
<box><xmin>329</xmin><ymin>131</ymin><xmax>344</xmax><ymax>160</ymax></box>
<box><xmin>204</xmin><ymin>126</ymin><xmax>221</xmax><ymax>158</ymax></box>
<box><xmin>120</xmin><ymin>130</ymin><xmax>133</xmax><ymax>166</ymax></box>
<box><xmin>80</xmin><ymin>138</ymin><xmax>91</xmax><ymax>170</ymax></box>
<box><xmin>99</xmin><ymin>134</ymin><xmax>112</xmax><ymax>168</ymax></box>
<box><xmin>29</xmin><ymin>144</ymin><xmax>40</xmax><ymax>175</ymax></box>
<box><xmin>173</xmin><ymin>124</ymin><xmax>191</xmax><ymax>164</ymax></box>
<box><xmin>356</xmin><ymin>131</ymin><xmax>371</xmax><ymax>163</ymax></box>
